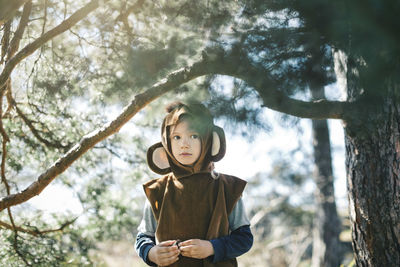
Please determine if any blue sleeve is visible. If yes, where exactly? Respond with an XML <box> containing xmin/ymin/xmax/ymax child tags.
<box><xmin>135</xmin><ymin>232</ymin><xmax>157</xmax><ymax>266</ymax></box>
<box><xmin>209</xmin><ymin>225</ymin><xmax>253</xmax><ymax>263</ymax></box>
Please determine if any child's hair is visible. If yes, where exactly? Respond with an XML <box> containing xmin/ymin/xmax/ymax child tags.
<box><xmin>164</xmin><ymin>101</ymin><xmax>214</xmax><ymax>139</ymax></box>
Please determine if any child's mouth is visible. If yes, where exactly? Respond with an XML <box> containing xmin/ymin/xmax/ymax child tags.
<box><xmin>180</xmin><ymin>153</ymin><xmax>192</xmax><ymax>156</ymax></box>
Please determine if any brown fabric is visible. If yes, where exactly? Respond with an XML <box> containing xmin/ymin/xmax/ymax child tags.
<box><xmin>143</xmin><ymin>172</ymin><xmax>247</xmax><ymax>267</ymax></box>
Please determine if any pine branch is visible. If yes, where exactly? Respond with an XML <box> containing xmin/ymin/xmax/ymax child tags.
<box><xmin>210</xmin><ymin>47</ymin><xmax>355</xmax><ymax>119</ymax></box>
<box><xmin>13</xmin><ymin>101</ymin><xmax>72</xmax><ymax>151</ymax></box>
<box><xmin>0</xmin><ymin>58</ymin><xmax>210</xmax><ymax>212</ymax></box>
<box><xmin>0</xmin><ymin>217</ymin><xmax>78</xmax><ymax>236</ymax></box>
<box><xmin>0</xmin><ymin>0</ymin><xmax>109</xmax><ymax>91</ymax></box>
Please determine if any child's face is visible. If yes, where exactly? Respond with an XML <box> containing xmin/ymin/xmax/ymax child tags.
<box><xmin>170</xmin><ymin>119</ymin><xmax>201</xmax><ymax>166</ymax></box>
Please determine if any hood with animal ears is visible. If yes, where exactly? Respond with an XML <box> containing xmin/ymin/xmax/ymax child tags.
<box><xmin>147</xmin><ymin>102</ymin><xmax>226</xmax><ymax>178</ymax></box>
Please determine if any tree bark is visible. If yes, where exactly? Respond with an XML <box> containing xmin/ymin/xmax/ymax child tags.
<box><xmin>310</xmin><ymin>86</ymin><xmax>343</xmax><ymax>267</ymax></box>
<box><xmin>334</xmin><ymin>50</ymin><xmax>400</xmax><ymax>266</ymax></box>
<box><xmin>344</xmin><ymin>87</ymin><xmax>400</xmax><ymax>266</ymax></box>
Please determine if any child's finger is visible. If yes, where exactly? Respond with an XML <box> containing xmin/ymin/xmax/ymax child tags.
<box><xmin>179</xmin><ymin>244</ymin><xmax>195</xmax><ymax>257</ymax></box>
<box><xmin>179</xmin><ymin>239</ymin><xmax>195</xmax><ymax>247</ymax></box>
<box><xmin>159</xmin><ymin>240</ymin><xmax>177</xmax><ymax>247</ymax></box>
<box><xmin>159</xmin><ymin>244</ymin><xmax>180</xmax><ymax>254</ymax></box>
<box><xmin>159</xmin><ymin>247</ymin><xmax>180</xmax><ymax>265</ymax></box>
<box><xmin>161</xmin><ymin>248</ymin><xmax>180</xmax><ymax>257</ymax></box>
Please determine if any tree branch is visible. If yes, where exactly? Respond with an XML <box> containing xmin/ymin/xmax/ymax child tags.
<box><xmin>0</xmin><ymin>80</ymin><xmax>10</xmax><ymax>196</ymax></box>
<box><xmin>0</xmin><ymin>0</ymin><xmax>30</xmax><ymax>27</ymax></box>
<box><xmin>0</xmin><ymin>216</ymin><xmax>78</xmax><ymax>236</ymax></box>
<box><xmin>0</xmin><ymin>58</ymin><xmax>210</xmax><ymax>212</ymax></box>
<box><xmin>0</xmin><ymin>20</ymin><xmax>11</xmax><ymax>65</ymax></box>
<box><xmin>6</xmin><ymin>0</ymin><xmax>32</xmax><ymax>60</ymax></box>
<box><xmin>207</xmin><ymin>47</ymin><xmax>355</xmax><ymax>119</ymax></box>
<box><xmin>0</xmin><ymin>0</ymin><xmax>108</xmax><ymax>91</ymax></box>
<box><xmin>13</xmin><ymin>101</ymin><xmax>71</xmax><ymax>151</ymax></box>
<box><xmin>115</xmin><ymin>0</ymin><xmax>145</xmax><ymax>22</ymax></box>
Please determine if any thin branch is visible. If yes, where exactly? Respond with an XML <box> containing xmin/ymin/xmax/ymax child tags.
<box><xmin>250</xmin><ymin>197</ymin><xmax>288</xmax><ymax>227</ymax></box>
<box><xmin>13</xmin><ymin>101</ymin><xmax>71</xmax><ymax>150</ymax></box>
<box><xmin>41</xmin><ymin>0</ymin><xmax>48</xmax><ymax>36</ymax></box>
<box><xmin>0</xmin><ymin>216</ymin><xmax>78</xmax><ymax>236</ymax></box>
<box><xmin>0</xmin><ymin>20</ymin><xmax>11</xmax><ymax>65</ymax></box>
<box><xmin>0</xmin><ymin>0</ymin><xmax>110</xmax><ymax>91</ymax></box>
<box><xmin>0</xmin><ymin>219</ymin><xmax>38</xmax><ymax>235</ymax></box>
<box><xmin>6</xmin><ymin>206</ymin><xmax>31</xmax><ymax>266</ymax></box>
<box><xmin>0</xmin><ymin>80</ymin><xmax>10</xmax><ymax>196</ymax></box>
<box><xmin>0</xmin><ymin>0</ymin><xmax>30</xmax><ymax>28</ymax></box>
<box><xmin>0</xmin><ymin>57</ymin><xmax>210</xmax><ymax>212</ymax></box>
<box><xmin>4</xmin><ymin>82</ymin><xmax>13</xmax><ymax>116</ymax></box>
<box><xmin>38</xmin><ymin>216</ymin><xmax>78</xmax><ymax>234</ymax></box>
<box><xmin>1</xmin><ymin>136</ymin><xmax>9</xmax><ymax>191</ymax></box>
<box><xmin>6</xmin><ymin>0</ymin><xmax>32</xmax><ymax>60</ymax></box>
<box><xmin>115</xmin><ymin>0</ymin><xmax>145</xmax><ymax>22</ymax></box>
<box><xmin>115</xmin><ymin>0</ymin><xmax>145</xmax><ymax>39</ymax></box>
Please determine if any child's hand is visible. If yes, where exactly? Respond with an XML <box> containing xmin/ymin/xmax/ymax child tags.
<box><xmin>148</xmin><ymin>240</ymin><xmax>180</xmax><ymax>266</ymax></box>
<box><xmin>179</xmin><ymin>239</ymin><xmax>214</xmax><ymax>259</ymax></box>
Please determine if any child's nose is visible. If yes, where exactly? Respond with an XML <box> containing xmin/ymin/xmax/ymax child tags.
<box><xmin>181</xmin><ymin>138</ymin><xmax>189</xmax><ymax>147</ymax></box>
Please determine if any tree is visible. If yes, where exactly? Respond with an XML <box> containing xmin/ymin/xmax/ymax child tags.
<box><xmin>1</xmin><ymin>1</ymin><xmax>399</xmax><ymax>266</ymax></box>
<box><xmin>310</xmin><ymin>87</ymin><xmax>343</xmax><ymax>267</ymax></box>
<box><xmin>303</xmin><ymin>43</ymin><xmax>343</xmax><ymax>266</ymax></box>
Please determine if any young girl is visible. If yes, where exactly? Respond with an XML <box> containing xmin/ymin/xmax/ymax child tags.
<box><xmin>135</xmin><ymin>101</ymin><xmax>253</xmax><ymax>267</ymax></box>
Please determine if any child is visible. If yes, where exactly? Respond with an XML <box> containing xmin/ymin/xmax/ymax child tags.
<box><xmin>135</xmin><ymin>101</ymin><xmax>253</xmax><ymax>267</ymax></box>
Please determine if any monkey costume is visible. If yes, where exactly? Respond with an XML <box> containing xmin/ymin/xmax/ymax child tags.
<box><xmin>139</xmin><ymin>102</ymin><xmax>251</xmax><ymax>267</ymax></box>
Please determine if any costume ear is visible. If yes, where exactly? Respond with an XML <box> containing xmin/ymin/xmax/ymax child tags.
<box><xmin>147</xmin><ymin>142</ymin><xmax>171</xmax><ymax>174</ymax></box>
<box><xmin>210</xmin><ymin>126</ymin><xmax>226</xmax><ymax>162</ymax></box>
<box><xmin>211</xmin><ymin>131</ymin><xmax>220</xmax><ymax>156</ymax></box>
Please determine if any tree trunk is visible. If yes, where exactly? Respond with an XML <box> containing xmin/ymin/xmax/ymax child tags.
<box><xmin>344</xmin><ymin>87</ymin><xmax>400</xmax><ymax>266</ymax></box>
<box><xmin>334</xmin><ymin>50</ymin><xmax>400</xmax><ymax>265</ymax></box>
<box><xmin>310</xmin><ymin>86</ymin><xmax>343</xmax><ymax>267</ymax></box>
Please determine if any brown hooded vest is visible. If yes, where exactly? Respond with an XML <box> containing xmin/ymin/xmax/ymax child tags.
<box><xmin>144</xmin><ymin>102</ymin><xmax>247</xmax><ymax>267</ymax></box>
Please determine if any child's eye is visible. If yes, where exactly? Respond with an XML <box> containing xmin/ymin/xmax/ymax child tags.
<box><xmin>172</xmin><ymin>135</ymin><xmax>180</xmax><ymax>140</ymax></box>
<box><xmin>191</xmin><ymin>134</ymin><xmax>199</xmax><ymax>139</ymax></box>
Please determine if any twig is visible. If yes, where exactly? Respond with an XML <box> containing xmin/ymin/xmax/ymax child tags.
<box><xmin>0</xmin><ymin>80</ymin><xmax>10</xmax><ymax>195</ymax></box>
<box><xmin>289</xmin><ymin>230</ymin><xmax>312</xmax><ymax>267</ymax></box>
<box><xmin>6</xmin><ymin>0</ymin><xmax>32</xmax><ymax>61</ymax></box>
<box><xmin>115</xmin><ymin>0</ymin><xmax>145</xmax><ymax>22</ymax></box>
<box><xmin>13</xmin><ymin>101</ymin><xmax>71</xmax><ymax>150</ymax></box>
<box><xmin>0</xmin><ymin>216</ymin><xmax>78</xmax><ymax>236</ymax></box>
<box><xmin>7</xmin><ymin>207</ymin><xmax>31</xmax><ymax>266</ymax></box>
<box><xmin>41</xmin><ymin>0</ymin><xmax>48</xmax><ymax>36</ymax></box>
